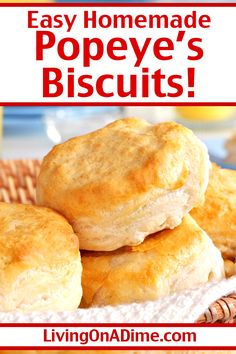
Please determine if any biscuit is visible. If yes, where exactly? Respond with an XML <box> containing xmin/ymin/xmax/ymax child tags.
<box><xmin>81</xmin><ymin>215</ymin><xmax>224</xmax><ymax>307</ymax></box>
<box><xmin>191</xmin><ymin>164</ymin><xmax>236</xmax><ymax>260</ymax></box>
<box><xmin>37</xmin><ymin>118</ymin><xmax>210</xmax><ymax>251</ymax></box>
<box><xmin>0</xmin><ymin>202</ymin><xmax>82</xmax><ymax>312</ymax></box>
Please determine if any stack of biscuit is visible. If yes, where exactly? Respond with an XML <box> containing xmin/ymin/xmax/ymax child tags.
<box><xmin>1</xmin><ymin>117</ymin><xmax>236</xmax><ymax>312</ymax></box>
<box><xmin>36</xmin><ymin>118</ymin><xmax>225</xmax><ymax>308</ymax></box>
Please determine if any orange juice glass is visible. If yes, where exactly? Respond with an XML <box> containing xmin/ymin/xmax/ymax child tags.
<box><xmin>176</xmin><ymin>106</ymin><xmax>236</xmax><ymax>122</ymax></box>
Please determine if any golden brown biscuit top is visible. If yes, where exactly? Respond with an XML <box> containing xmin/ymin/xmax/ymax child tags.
<box><xmin>191</xmin><ymin>164</ymin><xmax>236</xmax><ymax>251</ymax></box>
<box><xmin>37</xmin><ymin>118</ymin><xmax>203</xmax><ymax>216</ymax></box>
<box><xmin>0</xmin><ymin>202</ymin><xmax>79</xmax><ymax>291</ymax></box>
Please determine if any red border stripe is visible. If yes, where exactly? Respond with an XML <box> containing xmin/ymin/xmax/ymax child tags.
<box><xmin>0</xmin><ymin>2</ymin><xmax>235</xmax><ymax>7</ymax></box>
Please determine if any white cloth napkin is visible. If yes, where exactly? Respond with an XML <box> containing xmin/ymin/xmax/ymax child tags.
<box><xmin>0</xmin><ymin>277</ymin><xmax>235</xmax><ymax>323</ymax></box>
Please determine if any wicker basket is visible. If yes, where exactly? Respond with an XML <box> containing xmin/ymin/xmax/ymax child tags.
<box><xmin>0</xmin><ymin>159</ymin><xmax>235</xmax><ymax>323</ymax></box>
